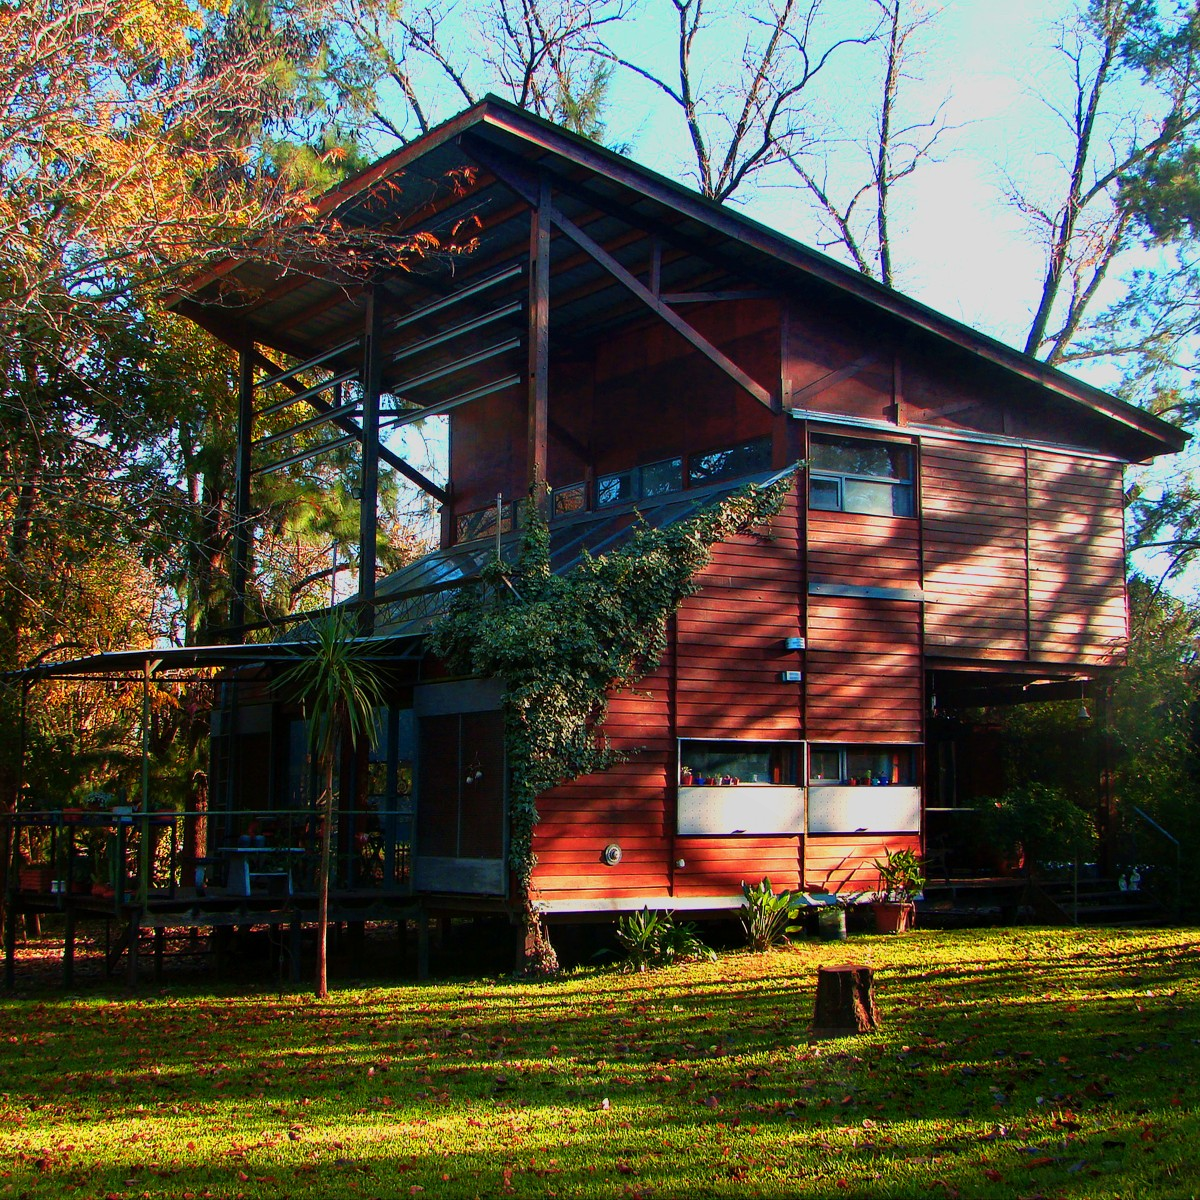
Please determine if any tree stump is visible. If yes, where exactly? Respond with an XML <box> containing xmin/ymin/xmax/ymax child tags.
<box><xmin>812</xmin><ymin>963</ymin><xmax>879</xmax><ymax>1038</ymax></box>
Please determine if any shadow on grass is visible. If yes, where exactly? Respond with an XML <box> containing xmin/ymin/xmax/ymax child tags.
<box><xmin>2</xmin><ymin>927</ymin><xmax>1199</xmax><ymax>1197</ymax></box>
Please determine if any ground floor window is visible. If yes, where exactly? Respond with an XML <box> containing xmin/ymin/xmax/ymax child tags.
<box><xmin>679</xmin><ymin>739</ymin><xmax>800</xmax><ymax>786</ymax></box>
<box><xmin>808</xmin><ymin>745</ymin><xmax>914</xmax><ymax>787</ymax></box>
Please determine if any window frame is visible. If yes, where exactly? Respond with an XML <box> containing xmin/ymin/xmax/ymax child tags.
<box><xmin>807</xmin><ymin>744</ymin><xmax>916</xmax><ymax>788</ymax></box>
<box><xmin>807</xmin><ymin>433</ymin><xmax>915</xmax><ymax>518</ymax></box>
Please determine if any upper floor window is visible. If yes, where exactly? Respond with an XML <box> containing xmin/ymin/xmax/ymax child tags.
<box><xmin>552</xmin><ymin>481</ymin><xmax>587</xmax><ymax>518</ymax></box>
<box><xmin>597</xmin><ymin>455</ymin><xmax>683</xmax><ymax>508</ymax></box>
<box><xmin>689</xmin><ymin>436</ymin><xmax>772</xmax><ymax>488</ymax></box>
<box><xmin>456</xmin><ymin>500</ymin><xmax>515</xmax><ymax>543</ymax></box>
<box><xmin>809</xmin><ymin>434</ymin><xmax>914</xmax><ymax>517</ymax></box>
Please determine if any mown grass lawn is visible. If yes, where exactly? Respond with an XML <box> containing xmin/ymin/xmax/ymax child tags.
<box><xmin>1</xmin><ymin>926</ymin><xmax>1198</xmax><ymax>1199</ymax></box>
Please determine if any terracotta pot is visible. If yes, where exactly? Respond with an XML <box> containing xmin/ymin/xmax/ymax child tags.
<box><xmin>871</xmin><ymin>900</ymin><xmax>914</xmax><ymax>934</ymax></box>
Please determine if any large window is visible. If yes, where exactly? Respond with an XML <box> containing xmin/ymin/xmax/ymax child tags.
<box><xmin>809</xmin><ymin>434</ymin><xmax>914</xmax><ymax>517</ymax></box>
<box><xmin>677</xmin><ymin>739</ymin><xmax>804</xmax><ymax>835</ymax></box>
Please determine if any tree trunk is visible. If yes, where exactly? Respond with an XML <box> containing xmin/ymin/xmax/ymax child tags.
<box><xmin>316</xmin><ymin>754</ymin><xmax>333</xmax><ymax>999</ymax></box>
<box><xmin>812</xmin><ymin>963</ymin><xmax>879</xmax><ymax>1038</ymax></box>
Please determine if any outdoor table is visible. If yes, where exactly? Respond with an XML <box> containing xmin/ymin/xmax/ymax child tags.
<box><xmin>217</xmin><ymin>846</ymin><xmax>304</xmax><ymax>897</ymax></box>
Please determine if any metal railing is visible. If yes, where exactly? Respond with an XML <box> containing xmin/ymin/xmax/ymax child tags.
<box><xmin>4</xmin><ymin>806</ymin><xmax>413</xmax><ymax>909</ymax></box>
<box><xmin>1128</xmin><ymin>806</ymin><xmax>1182</xmax><ymax>922</ymax></box>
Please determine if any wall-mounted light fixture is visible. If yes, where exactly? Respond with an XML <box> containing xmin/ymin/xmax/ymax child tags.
<box><xmin>780</xmin><ymin>670</ymin><xmax>803</xmax><ymax>683</ymax></box>
<box><xmin>602</xmin><ymin>843</ymin><xmax>623</xmax><ymax>866</ymax></box>
<box><xmin>784</xmin><ymin>636</ymin><xmax>806</xmax><ymax>651</ymax></box>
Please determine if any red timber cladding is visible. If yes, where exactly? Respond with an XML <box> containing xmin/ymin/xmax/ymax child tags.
<box><xmin>807</xmin><ymin>509</ymin><xmax>921</xmax><ymax>590</ymax></box>
<box><xmin>785</xmin><ymin>300</ymin><xmax>894</xmax><ymax>422</ymax></box>
<box><xmin>531</xmin><ymin>656</ymin><xmax>673</xmax><ymax>905</ymax></box>
<box><xmin>805</xmin><ymin>509</ymin><xmax>922</xmax><ymax>742</ymax></box>
<box><xmin>1027</xmin><ymin>450</ymin><xmax>1127</xmax><ymax>665</ymax></box>
<box><xmin>921</xmin><ymin>439</ymin><xmax>1029</xmax><ymax>658</ymax></box>
<box><xmin>803</xmin><ymin>833</ymin><xmax>921</xmax><ymax>893</ymax></box>
<box><xmin>804</xmin><ymin>593</ymin><xmax>922</xmax><ymax>741</ymax></box>
<box><xmin>673</xmin><ymin>485</ymin><xmax>804</xmax><ymax>895</ymax></box>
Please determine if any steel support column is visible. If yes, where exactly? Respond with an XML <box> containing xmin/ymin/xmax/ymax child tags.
<box><xmin>231</xmin><ymin>348</ymin><xmax>255</xmax><ymax>639</ymax></box>
<box><xmin>358</xmin><ymin>288</ymin><xmax>384</xmax><ymax>633</ymax></box>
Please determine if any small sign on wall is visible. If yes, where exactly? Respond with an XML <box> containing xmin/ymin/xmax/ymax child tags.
<box><xmin>677</xmin><ymin>785</ymin><xmax>805</xmax><ymax>836</ymax></box>
<box><xmin>807</xmin><ymin>786</ymin><xmax>920</xmax><ymax>834</ymax></box>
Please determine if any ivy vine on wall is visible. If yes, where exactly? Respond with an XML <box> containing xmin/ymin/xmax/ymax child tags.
<box><xmin>427</xmin><ymin>469</ymin><xmax>798</xmax><ymax>971</ymax></box>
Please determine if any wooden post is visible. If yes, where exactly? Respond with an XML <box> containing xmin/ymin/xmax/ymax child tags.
<box><xmin>812</xmin><ymin>963</ymin><xmax>879</xmax><ymax>1038</ymax></box>
<box><xmin>126</xmin><ymin>914</ymin><xmax>140</xmax><ymax>988</ymax></box>
<box><xmin>4</xmin><ymin>894</ymin><xmax>16</xmax><ymax>989</ymax></box>
<box><xmin>290</xmin><ymin>913</ymin><xmax>302</xmax><ymax>985</ymax></box>
<box><xmin>153</xmin><ymin>927</ymin><xmax>165</xmax><ymax>983</ymax></box>
<box><xmin>416</xmin><ymin>909</ymin><xmax>431</xmax><ymax>981</ymax></box>
<box><xmin>526</xmin><ymin>176</ymin><xmax>551</xmax><ymax>507</ymax></box>
<box><xmin>63</xmin><ymin>906</ymin><xmax>75</xmax><ymax>988</ymax></box>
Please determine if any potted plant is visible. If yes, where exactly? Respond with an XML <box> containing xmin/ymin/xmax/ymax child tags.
<box><xmin>976</xmin><ymin>782</ymin><xmax>1096</xmax><ymax>875</ymax></box>
<box><xmin>870</xmin><ymin>847</ymin><xmax>925</xmax><ymax>933</ymax></box>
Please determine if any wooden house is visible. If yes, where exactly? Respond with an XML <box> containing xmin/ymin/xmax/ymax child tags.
<box><xmin>141</xmin><ymin>98</ymin><xmax>1190</xmax><ymax>929</ymax></box>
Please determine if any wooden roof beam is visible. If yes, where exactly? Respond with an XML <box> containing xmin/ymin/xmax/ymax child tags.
<box><xmin>464</xmin><ymin>140</ymin><xmax>774</xmax><ymax>409</ymax></box>
<box><xmin>551</xmin><ymin>208</ymin><xmax>774</xmax><ymax>409</ymax></box>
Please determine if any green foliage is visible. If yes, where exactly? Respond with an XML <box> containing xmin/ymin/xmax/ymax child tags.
<box><xmin>739</xmin><ymin>876</ymin><xmax>802</xmax><ymax>951</ymax></box>
<box><xmin>980</xmin><ymin>781</ymin><xmax>1097</xmax><ymax>869</ymax></box>
<box><xmin>277</xmin><ymin>612</ymin><xmax>386</xmax><ymax>763</ymax></box>
<box><xmin>871</xmin><ymin>847</ymin><xmax>926</xmax><ymax>903</ymax></box>
<box><xmin>614</xmin><ymin>908</ymin><xmax>714</xmax><ymax>971</ymax></box>
<box><xmin>428</xmin><ymin>472</ymin><xmax>796</xmax><ymax>967</ymax></box>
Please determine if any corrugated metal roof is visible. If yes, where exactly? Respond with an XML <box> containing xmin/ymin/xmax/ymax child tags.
<box><xmin>371</xmin><ymin>468</ymin><xmax>792</xmax><ymax>637</ymax></box>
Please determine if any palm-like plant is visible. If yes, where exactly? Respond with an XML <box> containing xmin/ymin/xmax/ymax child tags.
<box><xmin>278</xmin><ymin>613</ymin><xmax>385</xmax><ymax>998</ymax></box>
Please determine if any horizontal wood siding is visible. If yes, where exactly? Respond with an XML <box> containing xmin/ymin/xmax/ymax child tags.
<box><xmin>673</xmin><ymin>836</ymin><xmax>800</xmax><ymax>895</ymax></box>
<box><xmin>675</xmin><ymin>486</ymin><xmax>801</xmax><ymax>739</ymax></box>
<box><xmin>1028</xmin><ymin>451</ymin><xmax>1127</xmax><ymax>665</ymax></box>
<box><xmin>922</xmin><ymin>440</ymin><xmax>1028</xmax><ymax>658</ymax></box>
<box><xmin>805</xmin><ymin>594</ymin><xmax>922</xmax><ymax>742</ymax></box>
<box><xmin>807</xmin><ymin>510</ymin><xmax>920</xmax><ymax>590</ymax></box>
<box><xmin>531</xmin><ymin>659</ymin><xmax>672</xmax><ymax>903</ymax></box>
<box><xmin>805</xmin><ymin>832</ymin><xmax>921</xmax><ymax>893</ymax></box>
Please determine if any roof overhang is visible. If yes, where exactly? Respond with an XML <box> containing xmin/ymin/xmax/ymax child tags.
<box><xmin>3</xmin><ymin>635</ymin><xmax>423</xmax><ymax>684</ymax></box>
<box><xmin>171</xmin><ymin>95</ymin><xmax>1187</xmax><ymax>463</ymax></box>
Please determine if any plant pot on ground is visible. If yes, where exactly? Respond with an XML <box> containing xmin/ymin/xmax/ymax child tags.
<box><xmin>870</xmin><ymin>848</ymin><xmax>925</xmax><ymax>934</ymax></box>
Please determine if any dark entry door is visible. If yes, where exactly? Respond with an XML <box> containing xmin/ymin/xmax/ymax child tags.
<box><xmin>414</xmin><ymin>709</ymin><xmax>506</xmax><ymax>894</ymax></box>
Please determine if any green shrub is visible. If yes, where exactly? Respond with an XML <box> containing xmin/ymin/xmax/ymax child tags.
<box><xmin>981</xmin><ymin>782</ymin><xmax>1097</xmax><ymax>868</ymax></box>
<box><xmin>871</xmin><ymin>847</ymin><xmax>926</xmax><ymax>903</ymax></box>
<box><xmin>739</xmin><ymin>877</ymin><xmax>802</xmax><ymax>951</ymax></box>
<box><xmin>614</xmin><ymin>908</ymin><xmax>714</xmax><ymax>970</ymax></box>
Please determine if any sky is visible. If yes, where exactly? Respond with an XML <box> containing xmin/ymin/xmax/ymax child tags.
<box><xmin>592</xmin><ymin>0</ymin><xmax>1085</xmax><ymax>349</ymax></box>
<box><xmin>379</xmin><ymin>0</ymin><xmax>1196</xmax><ymax>592</ymax></box>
